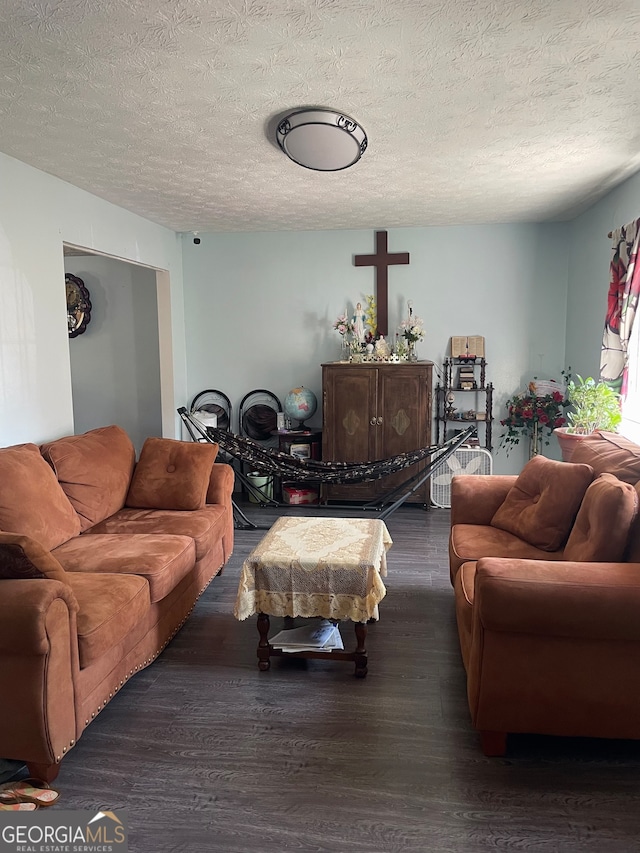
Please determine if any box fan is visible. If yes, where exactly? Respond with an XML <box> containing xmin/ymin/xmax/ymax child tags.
<box><xmin>430</xmin><ymin>446</ymin><xmax>493</xmax><ymax>508</ymax></box>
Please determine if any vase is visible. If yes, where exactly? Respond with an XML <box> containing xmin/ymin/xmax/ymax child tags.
<box><xmin>350</xmin><ymin>339</ymin><xmax>364</xmax><ymax>363</ymax></box>
<box><xmin>554</xmin><ymin>427</ymin><xmax>588</xmax><ymax>462</ymax></box>
<box><xmin>407</xmin><ymin>341</ymin><xmax>418</xmax><ymax>362</ymax></box>
<box><xmin>529</xmin><ymin>421</ymin><xmax>540</xmax><ymax>459</ymax></box>
<box><xmin>340</xmin><ymin>335</ymin><xmax>350</xmax><ymax>361</ymax></box>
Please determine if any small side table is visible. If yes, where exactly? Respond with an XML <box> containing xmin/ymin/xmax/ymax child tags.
<box><xmin>269</xmin><ymin>429</ymin><xmax>322</xmax><ymax>501</ymax></box>
<box><xmin>233</xmin><ymin>516</ymin><xmax>392</xmax><ymax>678</ymax></box>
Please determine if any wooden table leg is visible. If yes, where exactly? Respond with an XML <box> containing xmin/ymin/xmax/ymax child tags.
<box><xmin>354</xmin><ymin>621</ymin><xmax>368</xmax><ymax>678</ymax></box>
<box><xmin>257</xmin><ymin>612</ymin><xmax>271</xmax><ymax>671</ymax></box>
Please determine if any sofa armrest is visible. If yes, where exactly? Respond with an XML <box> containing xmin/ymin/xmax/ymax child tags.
<box><xmin>474</xmin><ymin>558</ymin><xmax>640</xmax><ymax>641</ymax></box>
<box><xmin>0</xmin><ymin>579</ymin><xmax>79</xmax><ymax>768</ymax></box>
<box><xmin>206</xmin><ymin>462</ymin><xmax>235</xmax><ymax>506</ymax></box>
<box><xmin>0</xmin><ymin>578</ymin><xmax>79</xmax><ymax>653</ymax></box>
<box><xmin>465</xmin><ymin>557</ymin><xmax>640</xmax><ymax>742</ymax></box>
<box><xmin>450</xmin><ymin>475</ymin><xmax>517</xmax><ymax>526</ymax></box>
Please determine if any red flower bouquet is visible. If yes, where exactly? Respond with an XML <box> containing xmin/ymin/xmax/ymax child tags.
<box><xmin>500</xmin><ymin>379</ymin><xmax>568</xmax><ymax>455</ymax></box>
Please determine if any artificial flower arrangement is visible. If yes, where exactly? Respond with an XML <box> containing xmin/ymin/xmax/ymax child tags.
<box><xmin>364</xmin><ymin>294</ymin><xmax>377</xmax><ymax>340</ymax></box>
<box><xmin>500</xmin><ymin>376</ymin><xmax>568</xmax><ymax>455</ymax></box>
<box><xmin>398</xmin><ymin>300</ymin><xmax>425</xmax><ymax>344</ymax></box>
<box><xmin>333</xmin><ymin>312</ymin><xmax>355</xmax><ymax>337</ymax></box>
<box><xmin>333</xmin><ymin>297</ymin><xmax>425</xmax><ymax>363</ymax></box>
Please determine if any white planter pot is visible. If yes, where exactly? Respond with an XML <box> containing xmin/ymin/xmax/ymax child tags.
<box><xmin>553</xmin><ymin>427</ymin><xmax>589</xmax><ymax>462</ymax></box>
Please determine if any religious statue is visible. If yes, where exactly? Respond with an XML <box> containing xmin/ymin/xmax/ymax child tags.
<box><xmin>374</xmin><ymin>335</ymin><xmax>391</xmax><ymax>359</ymax></box>
<box><xmin>352</xmin><ymin>302</ymin><xmax>367</xmax><ymax>343</ymax></box>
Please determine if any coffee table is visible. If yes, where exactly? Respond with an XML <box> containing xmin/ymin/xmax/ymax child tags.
<box><xmin>233</xmin><ymin>516</ymin><xmax>392</xmax><ymax>677</ymax></box>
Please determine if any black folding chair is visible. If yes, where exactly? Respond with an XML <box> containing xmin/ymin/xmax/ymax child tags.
<box><xmin>238</xmin><ymin>389</ymin><xmax>283</xmax><ymax>505</ymax></box>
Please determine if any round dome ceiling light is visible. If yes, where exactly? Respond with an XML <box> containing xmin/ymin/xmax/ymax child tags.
<box><xmin>276</xmin><ymin>108</ymin><xmax>367</xmax><ymax>172</ymax></box>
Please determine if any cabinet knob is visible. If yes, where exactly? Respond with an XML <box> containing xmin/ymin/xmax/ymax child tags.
<box><xmin>377</xmin><ymin>416</ymin><xmax>383</xmax><ymax>425</ymax></box>
<box><xmin>370</xmin><ymin>417</ymin><xmax>377</xmax><ymax>426</ymax></box>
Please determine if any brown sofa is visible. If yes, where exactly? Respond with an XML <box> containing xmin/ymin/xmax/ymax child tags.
<box><xmin>449</xmin><ymin>431</ymin><xmax>640</xmax><ymax>755</ymax></box>
<box><xmin>0</xmin><ymin>425</ymin><xmax>234</xmax><ymax>781</ymax></box>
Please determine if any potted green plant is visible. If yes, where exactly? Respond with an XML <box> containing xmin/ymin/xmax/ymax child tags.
<box><xmin>554</xmin><ymin>375</ymin><xmax>622</xmax><ymax>461</ymax></box>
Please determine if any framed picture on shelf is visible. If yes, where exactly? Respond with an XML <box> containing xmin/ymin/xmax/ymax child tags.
<box><xmin>290</xmin><ymin>443</ymin><xmax>311</xmax><ymax>459</ymax></box>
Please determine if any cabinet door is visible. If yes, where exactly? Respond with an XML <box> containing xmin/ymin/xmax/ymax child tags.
<box><xmin>322</xmin><ymin>365</ymin><xmax>378</xmax><ymax>500</ymax></box>
<box><xmin>377</xmin><ymin>365</ymin><xmax>431</xmax><ymax>499</ymax></box>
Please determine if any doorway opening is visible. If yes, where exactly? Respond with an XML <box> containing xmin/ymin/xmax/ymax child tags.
<box><xmin>63</xmin><ymin>243</ymin><xmax>173</xmax><ymax>454</ymax></box>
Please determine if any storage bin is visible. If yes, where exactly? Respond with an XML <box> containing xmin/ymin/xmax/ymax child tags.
<box><xmin>247</xmin><ymin>472</ymin><xmax>274</xmax><ymax>503</ymax></box>
<box><xmin>282</xmin><ymin>484</ymin><xmax>319</xmax><ymax>505</ymax></box>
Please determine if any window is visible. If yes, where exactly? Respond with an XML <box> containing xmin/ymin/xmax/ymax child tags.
<box><xmin>620</xmin><ymin>318</ymin><xmax>640</xmax><ymax>443</ymax></box>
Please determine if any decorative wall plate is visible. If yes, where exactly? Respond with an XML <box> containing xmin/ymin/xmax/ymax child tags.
<box><xmin>66</xmin><ymin>273</ymin><xmax>92</xmax><ymax>338</ymax></box>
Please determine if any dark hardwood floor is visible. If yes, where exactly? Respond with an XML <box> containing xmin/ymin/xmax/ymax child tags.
<box><xmin>46</xmin><ymin>505</ymin><xmax>640</xmax><ymax>852</ymax></box>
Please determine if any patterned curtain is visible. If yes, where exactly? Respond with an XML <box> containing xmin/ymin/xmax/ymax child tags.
<box><xmin>600</xmin><ymin>218</ymin><xmax>640</xmax><ymax>396</ymax></box>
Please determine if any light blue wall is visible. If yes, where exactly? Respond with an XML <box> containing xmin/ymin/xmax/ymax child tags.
<box><xmin>182</xmin><ymin>223</ymin><xmax>570</xmax><ymax>472</ymax></box>
<box><xmin>566</xmin><ymin>170</ymin><xmax>640</xmax><ymax>379</ymax></box>
<box><xmin>8</xmin><ymin>139</ymin><xmax>630</xmax><ymax>470</ymax></box>
<box><xmin>0</xmin><ymin>151</ymin><xmax>186</xmax><ymax>447</ymax></box>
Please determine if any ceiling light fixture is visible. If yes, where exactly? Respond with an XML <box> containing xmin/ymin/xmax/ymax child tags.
<box><xmin>276</xmin><ymin>108</ymin><xmax>367</xmax><ymax>172</ymax></box>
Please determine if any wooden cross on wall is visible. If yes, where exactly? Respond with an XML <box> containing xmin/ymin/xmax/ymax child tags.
<box><xmin>354</xmin><ymin>230</ymin><xmax>410</xmax><ymax>335</ymax></box>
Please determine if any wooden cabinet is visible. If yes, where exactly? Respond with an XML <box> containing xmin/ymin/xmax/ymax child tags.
<box><xmin>322</xmin><ymin>361</ymin><xmax>433</xmax><ymax>502</ymax></box>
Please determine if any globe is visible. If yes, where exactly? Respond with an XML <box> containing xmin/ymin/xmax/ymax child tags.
<box><xmin>283</xmin><ymin>386</ymin><xmax>318</xmax><ymax>428</ymax></box>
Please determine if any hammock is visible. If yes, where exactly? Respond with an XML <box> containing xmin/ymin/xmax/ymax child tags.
<box><xmin>178</xmin><ymin>406</ymin><xmax>475</xmax><ymax>486</ymax></box>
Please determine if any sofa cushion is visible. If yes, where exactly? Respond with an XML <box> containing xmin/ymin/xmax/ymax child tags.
<box><xmin>570</xmin><ymin>431</ymin><xmax>640</xmax><ymax>484</ymax></box>
<box><xmin>126</xmin><ymin>438</ymin><xmax>218</xmax><ymax>511</ymax></box>
<box><xmin>0</xmin><ymin>533</ymin><xmax>69</xmax><ymax>584</ymax></box>
<box><xmin>491</xmin><ymin>455</ymin><xmax>594</xmax><ymax>551</ymax></box>
<box><xmin>41</xmin><ymin>425</ymin><xmax>136</xmax><ymax>532</ymax></box>
<box><xmin>86</xmin><ymin>505</ymin><xmax>226</xmax><ymax>562</ymax></box>
<box><xmin>53</xmin><ymin>533</ymin><xmax>196</xmax><ymax>603</ymax></box>
<box><xmin>449</xmin><ymin>522</ymin><xmax>567</xmax><ymax>582</ymax></box>
<box><xmin>0</xmin><ymin>443</ymin><xmax>81</xmax><ymax>550</ymax></box>
<box><xmin>66</xmin><ymin>572</ymin><xmax>150</xmax><ymax>668</ymax></box>
<box><xmin>563</xmin><ymin>473</ymin><xmax>638</xmax><ymax>562</ymax></box>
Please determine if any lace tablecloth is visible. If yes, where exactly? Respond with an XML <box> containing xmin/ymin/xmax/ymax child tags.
<box><xmin>234</xmin><ymin>516</ymin><xmax>392</xmax><ymax>622</ymax></box>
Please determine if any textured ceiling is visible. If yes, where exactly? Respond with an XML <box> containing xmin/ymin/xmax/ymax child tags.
<box><xmin>2</xmin><ymin>0</ymin><xmax>640</xmax><ymax>234</ymax></box>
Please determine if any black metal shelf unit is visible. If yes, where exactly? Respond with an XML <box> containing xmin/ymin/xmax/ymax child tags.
<box><xmin>435</xmin><ymin>357</ymin><xmax>494</xmax><ymax>450</ymax></box>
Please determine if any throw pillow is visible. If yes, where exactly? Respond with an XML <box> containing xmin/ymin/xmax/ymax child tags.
<box><xmin>41</xmin><ymin>425</ymin><xmax>136</xmax><ymax>532</ymax></box>
<box><xmin>491</xmin><ymin>455</ymin><xmax>594</xmax><ymax>551</ymax></box>
<box><xmin>0</xmin><ymin>443</ymin><xmax>81</xmax><ymax>550</ymax></box>
<box><xmin>126</xmin><ymin>437</ymin><xmax>219</xmax><ymax>511</ymax></box>
<box><xmin>0</xmin><ymin>532</ymin><xmax>69</xmax><ymax>584</ymax></box>
<box><xmin>564</xmin><ymin>473</ymin><xmax>639</xmax><ymax>561</ymax></box>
